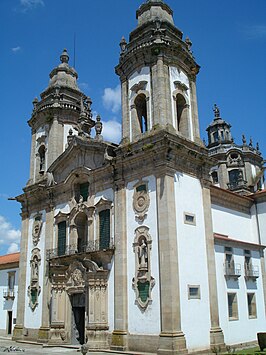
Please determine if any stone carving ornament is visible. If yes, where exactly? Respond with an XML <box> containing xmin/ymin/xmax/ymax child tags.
<box><xmin>32</xmin><ymin>215</ymin><xmax>42</xmax><ymax>246</ymax></box>
<box><xmin>133</xmin><ymin>181</ymin><xmax>150</xmax><ymax>222</ymax></box>
<box><xmin>132</xmin><ymin>226</ymin><xmax>155</xmax><ymax>310</ymax></box>
<box><xmin>28</xmin><ymin>248</ymin><xmax>41</xmax><ymax>311</ymax></box>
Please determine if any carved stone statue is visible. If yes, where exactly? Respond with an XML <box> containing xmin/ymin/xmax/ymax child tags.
<box><xmin>32</xmin><ymin>217</ymin><xmax>42</xmax><ymax>246</ymax></box>
<box><xmin>138</xmin><ymin>239</ymin><xmax>148</xmax><ymax>269</ymax></box>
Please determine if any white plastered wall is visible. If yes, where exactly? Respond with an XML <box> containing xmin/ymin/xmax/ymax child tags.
<box><xmin>126</xmin><ymin>175</ymin><xmax>161</xmax><ymax>334</ymax></box>
<box><xmin>0</xmin><ymin>268</ymin><xmax>19</xmax><ymax>333</ymax></box>
<box><xmin>215</xmin><ymin>244</ymin><xmax>266</xmax><ymax>345</ymax></box>
<box><xmin>212</xmin><ymin>204</ymin><xmax>259</xmax><ymax>244</ymax></box>
<box><xmin>24</xmin><ymin>210</ymin><xmax>46</xmax><ymax>329</ymax></box>
<box><xmin>128</xmin><ymin>67</ymin><xmax>152</xmax><ymax>142</ymax></box>
<box><xmin>174</xmin><ymin>173</ymin><xmax>211</xmax><ymax>351</ymax></box>
<box><xmin>169</xmin><ymin>67</ymin><xmax>193</xmax><ymax>140</ymax></box>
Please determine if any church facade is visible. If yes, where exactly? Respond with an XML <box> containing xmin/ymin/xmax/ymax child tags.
<box><xmin>13</xmin><ymin>1</ymin><xmax>266</xmax><ymax>354</ymax></box>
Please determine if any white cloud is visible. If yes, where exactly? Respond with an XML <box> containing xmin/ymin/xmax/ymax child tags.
<box><xmin>7</xmin><ymin>243</ymin><xmax>19</xmax><ymax>254</ymax></box>
<box><xmin>20</xmin><ymin>0</ymin><xmax>44</xmax><ymax>11</ymax></box>
<box><xmin>242</xmin><ymin>25</ymin><xmax>266</xmax><ymax>39</ymax></box>
<box><xmin>0</xmin><ymin>216</ymin><xmax>21</xmax><ymax>254</ymax></box>
<box><xmin>102</xmin><ymin>119</ymin><xmax>122</xmax><ymax>144</ymax></box>
<box><xmin>102</xmin><ymin>85</ymin><xmax>121</xmax><ymax>113</ymax></box>
<box><xmin>11</xmin><ymin>46</ymin><xmax>21</xmax><ymax>53</ymax></box>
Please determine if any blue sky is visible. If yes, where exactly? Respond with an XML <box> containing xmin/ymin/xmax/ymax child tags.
<box><xmin>0</xmin><ymin>0</ymin><xmax>265</xmax><ymax>254</ymax></box>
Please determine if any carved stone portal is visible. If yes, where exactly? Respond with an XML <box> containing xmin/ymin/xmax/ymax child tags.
<box><xmin>132</xmin><ymin>181</ymin><xmax>150</xmax><ymax>222</ymax></box>
<box><xmin>28</xmin><ymin>248</ymin><xmax>41</xmax><ymax>311</ymax></box>
<box><xmin>132</xmin><ymin>226</ymin><xmax>155</xmax><ymax>310</ymax></box>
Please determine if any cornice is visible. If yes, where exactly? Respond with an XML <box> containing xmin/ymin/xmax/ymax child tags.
<box><xmin>210</xmin><ymin>185</ymin><xmax>253</xmax><ymax>214</ymax></box>
<box><xmin>214</xmin><ymin>233</ymin><xmax>265</xmax><ymax>250</ymax></box>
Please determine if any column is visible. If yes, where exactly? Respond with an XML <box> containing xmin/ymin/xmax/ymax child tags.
<box><xmin>29</xmin><ymin>129</ymin><xmax>36</xmax><ymax>183</ymax></box>
<box><xmin>13</xmin><ymin>213</ymin><xmax>29</xmax><ymax>340</ymax></box>
<box><xmin>202</xmin><ymin>185</ymin><xmax>225</xmax><ymax>347</ymax></box>
<box><xmin>38</xmin><ymin>207</ymin><xmax>54</xmax><ymax>342</ymax></box>
<box><xmin>110</xmin><ymin>182</ymin><xmax>128</xmax><ymax>350</ymax></box>
<box><xmin>156</xmin><ymin>172</ymin><xmax>187</xmax><ymax>355</ymax></box>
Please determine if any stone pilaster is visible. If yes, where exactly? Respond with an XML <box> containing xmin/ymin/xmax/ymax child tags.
<box><xmin>202</xmin><ymin>186</ymin><xmax>225</xmax><ymax>348</ymax></box>
<box><xmin>38</xmin><ymin>207</ymin><xmax>53</xmax><ymax>342</ymax></box>
<box><xmin>29</xmin><ymin>129</ymin><xmax>36</xmax><ymax>183</ymax></box>
<box><xmin>260</xmin><ymin>252</ymin><xmax>266</xmax><ymax>316</ymax></box>
<box><xmin>152</xmin><ymin>56</ymin><xmax>172</xmax><ymax>127</ymax></box>
<box><xmin>156</xmin><ymin>172</ymin><xmax>187</xmax><ymax>355</ymax></box>
<box><xmin>121</xmin><ymin>79</ymin><xmax>130</xmax><ymax>142</ymax></box>
<box><xmin>189</xmin><ymin>78</ymin><xmax>201</xmax><ymax>144</ymax></box>
<box><xmin>110</xmin><ymin>182</ymin><xmax>128</xmax><ymax>351</ymax></box>
<box><xmin>13</xmin><ymin>213</ymin><xmax>29</xmax><ymax>340</ymax></box>
<box><xmin>47</xmin><ymin>116</ymin><xmax>64</xmax><ymax>169</ymax></box>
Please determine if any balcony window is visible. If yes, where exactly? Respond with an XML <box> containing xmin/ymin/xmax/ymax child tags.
<box><xmin>247</xmin><ymin>293</ymin><xmax>257</xmax><ymax>318</ymax></box>
<box><xmin>99</xmin><ymin>209</ymin><xmax>110</xmax><ymax>250</ymax></box>
<box><xmin>228</xmin><ymin>293</ymin><xmax>238</xmax><ymax>320</ymax></box>
<box><xmin>57</xmin><ymin>221</ymin><xmax>66</xmax><ymax>257</ymax></box>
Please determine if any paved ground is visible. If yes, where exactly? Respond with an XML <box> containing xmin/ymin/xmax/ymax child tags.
<box><xmin>0</xmin><ymin>338</ymin><xmax>131</xmax><ymax>355</ymax></box>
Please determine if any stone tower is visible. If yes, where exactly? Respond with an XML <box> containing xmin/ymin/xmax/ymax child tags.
<box><xmin>28</xmin><ymin>49</ymin><xmax>96</xmax><ymax>185</ymax></box>
<box><xmin>116</xmin><ymin>0</ymin><xmax>201</xmax><ymax>144</ymax></box>
<box><xmin>206</xmin><ymin>105</ymin><xmax>264</xmax><ymax>195</ymax></box>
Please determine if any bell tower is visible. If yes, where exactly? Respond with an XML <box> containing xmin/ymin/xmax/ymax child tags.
<box><xmin>28</xmin><ymin>49</ymin><xmax>96</xmax><ymax>185</ymax></box>
<box><xmin>116</xmin><ymin>0</ymin><xmax>201</xmax><ymax>144</ymax></box>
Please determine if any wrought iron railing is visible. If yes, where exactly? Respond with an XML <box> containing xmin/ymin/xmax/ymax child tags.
<box><xmin>3</xmin><ymin>289</ymin><xmax>15</xmax><ymax>300</ymax></box>
<box><xmin>245</xmin><ymin>264</ymin><xmax>259</xmax><ymax>279</ymax></box>
<box><xmin>46</xmin><ymin>238</ymin><xmax>115</xmax><ymax>260</ymax></box>
<box><xmin>224</xmin><ymin>262</ymin><xmax>241</xmax><ymax>278</ymax></box>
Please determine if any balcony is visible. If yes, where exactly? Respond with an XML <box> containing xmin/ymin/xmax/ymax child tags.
<box><xmin>224</xmin><ymin>262</ymin><xmax>241</xmax><ymax>279</ymax></box>
<box><xmin>245</xmin><ymin>265</ymin><xmax>259</xmax><ymax>280</ymax></box>
<box><xmin>3</xmin><ymin>289</ymin><xmax>15</xmax><ymax>300</ymax></box>
<box><xmin>46</xmin><ymin>238</ymin><xmax>115</xmax><ymax>260</ymax></box>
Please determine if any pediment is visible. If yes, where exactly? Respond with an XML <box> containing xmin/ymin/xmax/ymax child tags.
<box><xmin>48</xmin><ymin>138</ymin><xmax>110</xmax><ymax>183</ymax></box>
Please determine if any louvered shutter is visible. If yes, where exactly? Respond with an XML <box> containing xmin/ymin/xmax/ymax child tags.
<box><xmin>99</xmin><ymin>210</ymin><xmax>110</xmax><ymax>250</ymax></box>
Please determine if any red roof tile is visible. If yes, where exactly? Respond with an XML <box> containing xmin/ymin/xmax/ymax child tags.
<box><xmin>0</xmin><ymin>252</ymin><xmax>20</xmax><ymax>265</ymax></box>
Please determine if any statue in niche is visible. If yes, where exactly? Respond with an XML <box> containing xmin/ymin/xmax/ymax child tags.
<box><xmin>31</xmin><ymin>255</ymin><xmax>39</xmax><ymax>280</ymax></box>
<box><xmin>32</xmin><ymin>216</ymin><xmax>42</xmax><ymax>246</ymax></box>
<box><xmin>132</xmin><ymin>226</ymin><xmax>155</xmax><ymax>310</ymax></box>
<box><xmin>138</xmin><ymin>238</ymin><xmax>148</xmax><ymax>270</ymax></box>
<box><xmin>28</xmin><ymin>248</ymin><xmax>41</xmax><ymax>311</ymax></box>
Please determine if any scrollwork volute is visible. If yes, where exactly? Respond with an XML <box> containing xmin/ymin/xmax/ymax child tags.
<box><xmin>132</xmin><ymin>181</ymin><xmax>150</xmax><ymax>222</ymax></box>
<box><xmin>132</xmin><ymin>226</ymin><xmax>155</xmax><ymax>311</ymax></box>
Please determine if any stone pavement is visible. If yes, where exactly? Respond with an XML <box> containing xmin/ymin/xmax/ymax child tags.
<box><xmin>0</xmin><ymin>338</ymin><xmax>152</xmax><ymax>355</ymax></box>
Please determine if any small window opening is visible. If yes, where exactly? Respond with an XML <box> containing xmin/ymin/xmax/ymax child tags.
<box><xmin>247</xmin><ymin>293</ymin><xmax>257</xmax><ymax>318</ymax></box>
<box><xmin>176</xmin><ymin>94</ymin><xmax>187</xmax><ymax>134</ymax></box>
<box><xmin>188</xmin><ymin>285</ymin><xmax>200</xmax><ymax>299</ymax></box>
<box><xmin>38</xmin><ymin>145</ymin><xmax>46</xmax><ymax>172</ymax></box>
<box><xmin>79</xmin><ymin>182</ymin><xmax>89</xmax><ymax>202</ymax></box>
<box><xmin>211</xmin><ymin>171</ymin><xmax>218</xmax><ymax>184</ymax></box>
<box><xmin>136</xmin><ymin>184</ymin><xmax>147</xmax><ymax>193</ymax></box>
<box><xmin>213</xmin><ymin>131</ymin><xmax>219</xmax><ymax>142</ymax></box>
<box><xmin>135</xmin><ymin>94</ymin><xmax>148</xmax><ymax>133</ymax></box>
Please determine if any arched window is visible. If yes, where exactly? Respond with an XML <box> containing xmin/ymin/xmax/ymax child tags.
<box><xmin>38</xmin><ymin>145</ymin><xmax>46</xmax><ymax>172</ymax></box>
<box><xmin>135</xmin><ymin>94</ymin><xmax>148</xmax><ymax>133</ymax></box>
<box><xmin>176</xmin><ymin>94</ymin><xmax>189</xmax><ymax>138</ymax></box>
<box><xmin>99</xmin><ymin>209</ymin><xmax>110</xmax><ymax>250</ymax></box>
